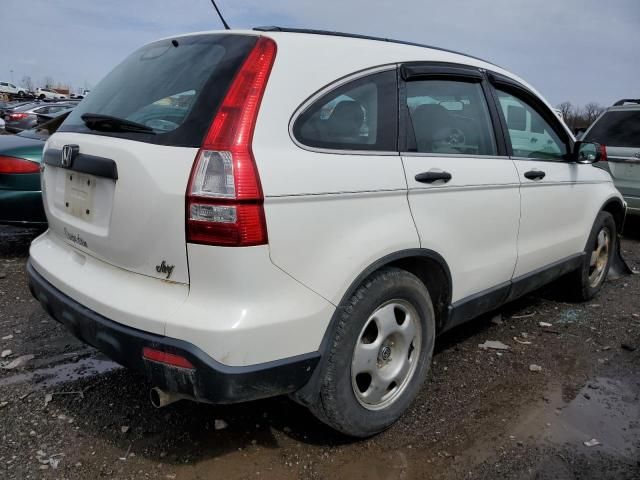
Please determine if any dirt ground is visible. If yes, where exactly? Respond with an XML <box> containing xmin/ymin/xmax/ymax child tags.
<box><xmin>1</xmin><ymin>219</ymin><xmax>639</xmax><ymax>480</ymax></box>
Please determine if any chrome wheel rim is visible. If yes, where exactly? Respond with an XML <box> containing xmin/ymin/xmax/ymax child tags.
<box><xmin>351</xmin><ymin>300</ymin><xmax>422</xmax><ymax>411</ymax></box>
<box><xmin>588</xmin><ymin>227</ymin><xmax>610</xmax><ymax>288</ymax></box>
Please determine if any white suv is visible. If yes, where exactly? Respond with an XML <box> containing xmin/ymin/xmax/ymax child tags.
<box><xmin>28</xmin><ymin>28</ymin><xmax>625</xmax><ymax>437</ymax></box>
<box><xmin>0</xmin><ymin>81</ymin><xmax>27</xmax><ymax>96</ymax></box>
<box><xmin>35</xmin><ymin>87</ymin><xmax>67</xmax><ymax>100</ymax></box>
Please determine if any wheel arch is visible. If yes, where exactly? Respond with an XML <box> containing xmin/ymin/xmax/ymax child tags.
<box><xmin>328</xmin><ymin>249</ymin><xmax>453</xmax><ymax>345</ymax></box>
<box><xmin>292</xmin><ymin>248</ymin><xmax>452</xmax><ymax>407</ymax></box>
<box><xmin>600</xmin><ymin>197</ymin><xmax>626</xmax><ymax>233</ymax></box>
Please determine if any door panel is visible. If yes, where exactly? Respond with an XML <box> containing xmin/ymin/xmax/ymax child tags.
<box><xmin>400</xmin><ymin>72</ymin><xmax>519</xmax><ymax>303</ymax></box>
<box><xmin>491</xmin><ymin>83</ymin><xmax>603</xmax><ymax>277</ymax></box>
<box><xmin>403</xmin><ymin>155</ymin><xmax>520</xmax><ymax>302</ymax></box>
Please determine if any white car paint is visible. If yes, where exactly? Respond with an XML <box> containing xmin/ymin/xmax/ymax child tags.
<box><xmin>31</xmin><ymin>30</ymin><xmax>622</xmax><ymax>368</ymax></box>
<box><xmin>0</xmin><ymin>81</ymin><xmax>26</xmax><ymax>96</ymax></box>
<box><xmin>35</xmin><ymin>88</ymin><xmax>67</xmax><ymax>100</ymax></box>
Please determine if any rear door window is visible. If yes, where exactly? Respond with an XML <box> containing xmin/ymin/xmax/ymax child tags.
<box><xmin>405</xmin><ymin>79</ymin><xmax>497</xmax><ymax>155</ymax></box>
<box><xmin>292</xmin><ymin>70</ymin><xmax>398</xmax><ymax>151</ymax></box>
<box><xmin>59</xmin><ymin>34</ymin><xmax>258</xmax><ymax>147</ymax></box>
<box><xmin>584</xmin><ymin>110</ymin><xmax>640</xmax><ymax>148</ymax></box>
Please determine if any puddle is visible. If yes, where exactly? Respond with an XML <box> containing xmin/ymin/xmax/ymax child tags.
<box><xmin>0</xmin><ymin>356</ymin><xmax>120</xmax><ymax>389</ymax></box>
<box><xmin>512</xmin><ymin>376</ymin><xmax>640</xmax><ymax>459</ymax></box>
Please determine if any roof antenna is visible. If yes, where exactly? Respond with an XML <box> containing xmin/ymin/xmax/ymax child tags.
<box><xmin>210</xmin><ymin>0</ymin><xmax>230</xmax><ymax>30</ymax></box>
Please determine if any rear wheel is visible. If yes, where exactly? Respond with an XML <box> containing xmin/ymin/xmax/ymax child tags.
<box><xmin>565</xmin><ymin>211</ymin><xmax>616</xmax><ymax>301</ymax></box>
<box><xmin>308</xmin><ymin>268</ymin><xmax>435</xmax><ymax>437</ymax></box>
<box><xmin>38</xmin><ymin>94</ymin><xmax>45</xmax><ymax>100</ymax></box>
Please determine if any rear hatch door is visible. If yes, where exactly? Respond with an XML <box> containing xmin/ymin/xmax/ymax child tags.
<box><xmin>42</xmin><ymin>33</ymin><xmax>258</xmax><ymax>284</ymax></box>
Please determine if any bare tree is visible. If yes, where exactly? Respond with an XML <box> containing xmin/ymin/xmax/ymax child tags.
<box><xmin>43</xmin><ymin>76</ymin><xmax>54</xmax><ymax>88</ymax></box>
<box><xmin>557</xmin><ymin>101</ymin><xmax>573</xmax><ymax>120</ymax></box>
<box><xmin>21</xmin><ymin>75</ymin><xmax>33</xmax><ymax>92</ymax></box>
<box><xmin>583</xmin><ymin>102</ymin><xmax>605</xmax><ymax>125</ymax></box>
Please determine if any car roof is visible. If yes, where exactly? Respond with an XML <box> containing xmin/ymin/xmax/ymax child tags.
<box><xmin>155</xmin><ymin>28</ymin><xmax>562</xmax><ymax>133</ymax></box>
<box><xmin>253</xmin><ymin>26</ymin><xmax>499</xmax><ymax>66</ymax></box>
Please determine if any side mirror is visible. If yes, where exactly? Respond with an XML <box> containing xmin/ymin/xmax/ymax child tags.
<box><xmin>573</xmin><ymin>141</ymin><xmax>605</xmax><ymax>164</ymax></box>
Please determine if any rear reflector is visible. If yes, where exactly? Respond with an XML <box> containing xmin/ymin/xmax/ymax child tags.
<box><xmin>186</xmin><ymin>36</ymin><xmax>276</xmax><ymax>247</ymax></box>
<box><xmin>0</xmin><ymin>155</ymin><xmax>40</xmax><ymax>174</ymax></box>
<box><xmin>142</xmin><ymin>347</ymin><xmax>195</xmax><ymax>369</ymax></box>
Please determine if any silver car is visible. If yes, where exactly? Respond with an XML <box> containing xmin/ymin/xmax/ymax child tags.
<box><xmin>583</xmin><ymin>99</ymin><xmax>640</xmax><ymax>216</ymax></box>
<box><xmin>4</xmin><ymin>102</ymin><xmax>75</xmax><ymax>133</ymax></box>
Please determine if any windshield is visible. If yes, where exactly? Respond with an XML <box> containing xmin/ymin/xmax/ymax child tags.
<box><xmin>584</xmin><ymin>110</ymin><xmax>640</xmax><ymax>148</ymax></box>
<box><xmin>59</xmin><ymin>34</ymin><xmax>257</xmax><ymax>147</ymax></box>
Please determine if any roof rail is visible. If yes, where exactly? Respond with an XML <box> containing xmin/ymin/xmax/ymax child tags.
<box><xmin>253</xmin><ymin>26</ymin><xmax>497</xmax><ymax>67</ymax></box>
<box><xmin>613</xmin><ymin>98</ymin><xmax>640</xmax><ymax>106</ymax></box>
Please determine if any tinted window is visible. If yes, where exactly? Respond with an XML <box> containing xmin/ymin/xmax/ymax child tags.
<box><xmin>405</xmin><ymin>80</ymin><xmax>496</xmax><ymax>155</ymax></box>
<box><xmin>59</xmin><ymin>34</ymin><xmax>257</xmax><ymax>147</ymax></box>
<box><xmin>293</xmin><ymin>71</ymin><xmax>397</xmax><ymax>151</ymax></box>
<box><xmin>584</xmin><ymin>110</ymin><xmax>640</xmax><ymax>148</ymax></box>
<box><xmin>496</xmin><ymin>89</ymin><xmax>567</xmax><ymax>160</ymax></box>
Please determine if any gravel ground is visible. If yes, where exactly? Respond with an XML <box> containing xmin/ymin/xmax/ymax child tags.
<box><xmin>0</xmin><ymin>219</ymin><xmax>639</xmax><ymax>479</ymax></box>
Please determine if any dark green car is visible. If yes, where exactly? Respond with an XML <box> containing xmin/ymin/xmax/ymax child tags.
<box><xmin>0</xmin><ymin>113</ymin><xmax>69</xmax><ymax>226</ymax></box>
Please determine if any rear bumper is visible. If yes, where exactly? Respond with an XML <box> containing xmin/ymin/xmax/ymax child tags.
<box><xmin>27</xmin><ymin>260</ymin><xmax>320</xmax><ymax>404</ymax></box>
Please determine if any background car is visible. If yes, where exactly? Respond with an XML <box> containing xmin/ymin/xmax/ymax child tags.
<box><xmin>4</xmin><ymin>102</ymin><xmax>75</xmax><ymax>133</ymax></box>
<box><xmin>34</xmin><ymin>88</ymin><xmax>67</xmax><ymax>100</ymax></box>
<box><xmin>583</xmin><ymin>99</ymin><xmax>640</xmax><ymax>215</ymax></box>
<box><xmin>0</xmin><ymin>99</ymin><xmax>35</xmax><ymax>118</ymax></box>
<box><xmin>0</xmin><ymin>81</ymin><xmax>27</xmax><ymax>97</ymax></box>
<box><xmin>0</xmin><ymin>111</ymin><xmax>70</xmax><ymax>226</ymax></box>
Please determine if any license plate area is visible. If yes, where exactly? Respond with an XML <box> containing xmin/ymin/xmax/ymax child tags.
<box><xmin>64</xmin><ymin>171</ymin><xmax>96</xmax><ymax>220</ymax></box>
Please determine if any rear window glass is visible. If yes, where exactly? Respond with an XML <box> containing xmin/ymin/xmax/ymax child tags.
<box><xmin>59</xmin><ymin>34</ymin><xmax>257</xmax><ymax>147</ymax></box>
<box><xmin>584</xmin><ymin>110</ymin><xmax>640</xmax><ymax>148</ymax></box>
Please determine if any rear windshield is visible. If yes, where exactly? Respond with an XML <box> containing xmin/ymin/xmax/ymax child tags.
<box><xmin>584</xmin><ymin>110</ymin><xmax>640</xmax><ymax>148</ymax></box>
<box><xmin>59</xmin><ymin>34</ymin><xmax>257</xmax><ymax>147</ymax></box>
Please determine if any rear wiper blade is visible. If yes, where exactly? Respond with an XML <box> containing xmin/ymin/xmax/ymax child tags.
<box><xmin>81</xmin><ymin>113</ymin><xmax>155</xmax><ymax>134</ymax></box>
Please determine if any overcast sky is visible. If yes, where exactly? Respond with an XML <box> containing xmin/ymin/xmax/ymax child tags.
<box><xmin>2</xmin><ymin>0</ymin><xmax>638</xmax><ymax>107</ymax></box>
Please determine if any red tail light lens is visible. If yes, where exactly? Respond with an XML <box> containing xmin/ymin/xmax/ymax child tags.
<box><xmin>8</xmin><ymin>113</ymin><xmax>29</xmax><ymax>120</ymax></box>
<box><xmin>0</xmin><ymin>155</ymin><xmax>40</xmax><ymax>174</ymax></box>
<box><xmin>599</xmin><ymin>144</ymin><xmax>608</xmax><ymax>162</ymax></box>
<box><xmin>186</xmin><ymin>36</ymin><xmax>276</xmax><ymax>246</ymax></box>
<box><xmin>142</xmin><ymin>347</ymin><xmax>194</xmax><ymax>369</ymax></box>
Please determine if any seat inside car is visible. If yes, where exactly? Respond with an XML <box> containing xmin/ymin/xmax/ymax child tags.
<box><xmin>325</xmin><ymin>100</ymin><xmax>365</xmax><ymax>143</ymax></box>
<box><xmin>411</xmin><ymin>103</ymin><xmax>457</xmax><ymax>152</ymax></box>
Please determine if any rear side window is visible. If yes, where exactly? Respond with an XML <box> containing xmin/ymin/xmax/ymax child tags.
<box><xmin>584</xmin><ymin>110</ymin><xmax>640</xmax><ymax>148</ymax></box>
<box><xmin>293</xmin><ymin>70</ymin><xmax>397</xmax><ymax>152</ymax></box>
<box><xmin>405</xmin><ymin>80</ymin><xmax>497</xmax><ymax>155</ymax></box>
<box><xmin>59</xmin><ymin>34</ymin><xmax>257</xmax><ymax>147</ymax></box>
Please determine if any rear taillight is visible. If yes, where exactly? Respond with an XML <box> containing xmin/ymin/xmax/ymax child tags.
<box><xmin>599</xmin><ymin>144</ymin><xmax>608</xmax><ymax>162</ymax></box>
<box><xmin>186</xmin><ymin>36</ymin><xmax>276</xmax><ymax>247</ymax></box>
<box><xmin>0</xmin><ymin>155</ymin><xmax>40</xmax><ymax>174</ymax></box>
<box><xmin>8</xmin><ymin>113</ymin><xmax>29</xmax><ymax>120</ymax></box>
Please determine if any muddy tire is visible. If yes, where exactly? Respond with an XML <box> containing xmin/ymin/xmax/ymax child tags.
<box><xmin>564</xmin><ymin>211</ymin><xmax>616</xmax><ymax>301</ymax></box>
<box><xmin>308</xmin><ymin>268</ymin><xmax>435</xmax><ymax>437</ymax></box>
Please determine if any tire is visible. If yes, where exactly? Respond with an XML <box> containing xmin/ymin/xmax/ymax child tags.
<box><xmin>39</xmin><ymin>94</ymin><xmax>45</xmax><ymax>100</ymax></box>
<box><xmin>308</xmin><ymin>267</ymin><xmax>435</xmax><ymax>437</ymax></box>
<box><xmin>18</xmin><ymin>91</ymin><xmax>24</xmax><ymax>97</ymax></box>
<box><xmin>565</xmin><ymin>211</ymin><xmax>616</xmax><ymax>301</ymax></box>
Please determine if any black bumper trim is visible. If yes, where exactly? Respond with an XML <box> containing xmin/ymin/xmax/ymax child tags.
<box><xmin>27</xmin><ymin>260</ymin><xmax>320</xmax><ymax>404</ymax></box>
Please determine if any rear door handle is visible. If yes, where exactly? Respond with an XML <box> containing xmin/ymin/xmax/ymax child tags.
<box><xmin>524</xmin><ymin>170</ymin><xmax>545</xmax><ymax>181</ymax></box>
<box><xmin>415</xmin><ymin>171</ymin><xmax>452</xmax><ymax>184</ymax></box>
